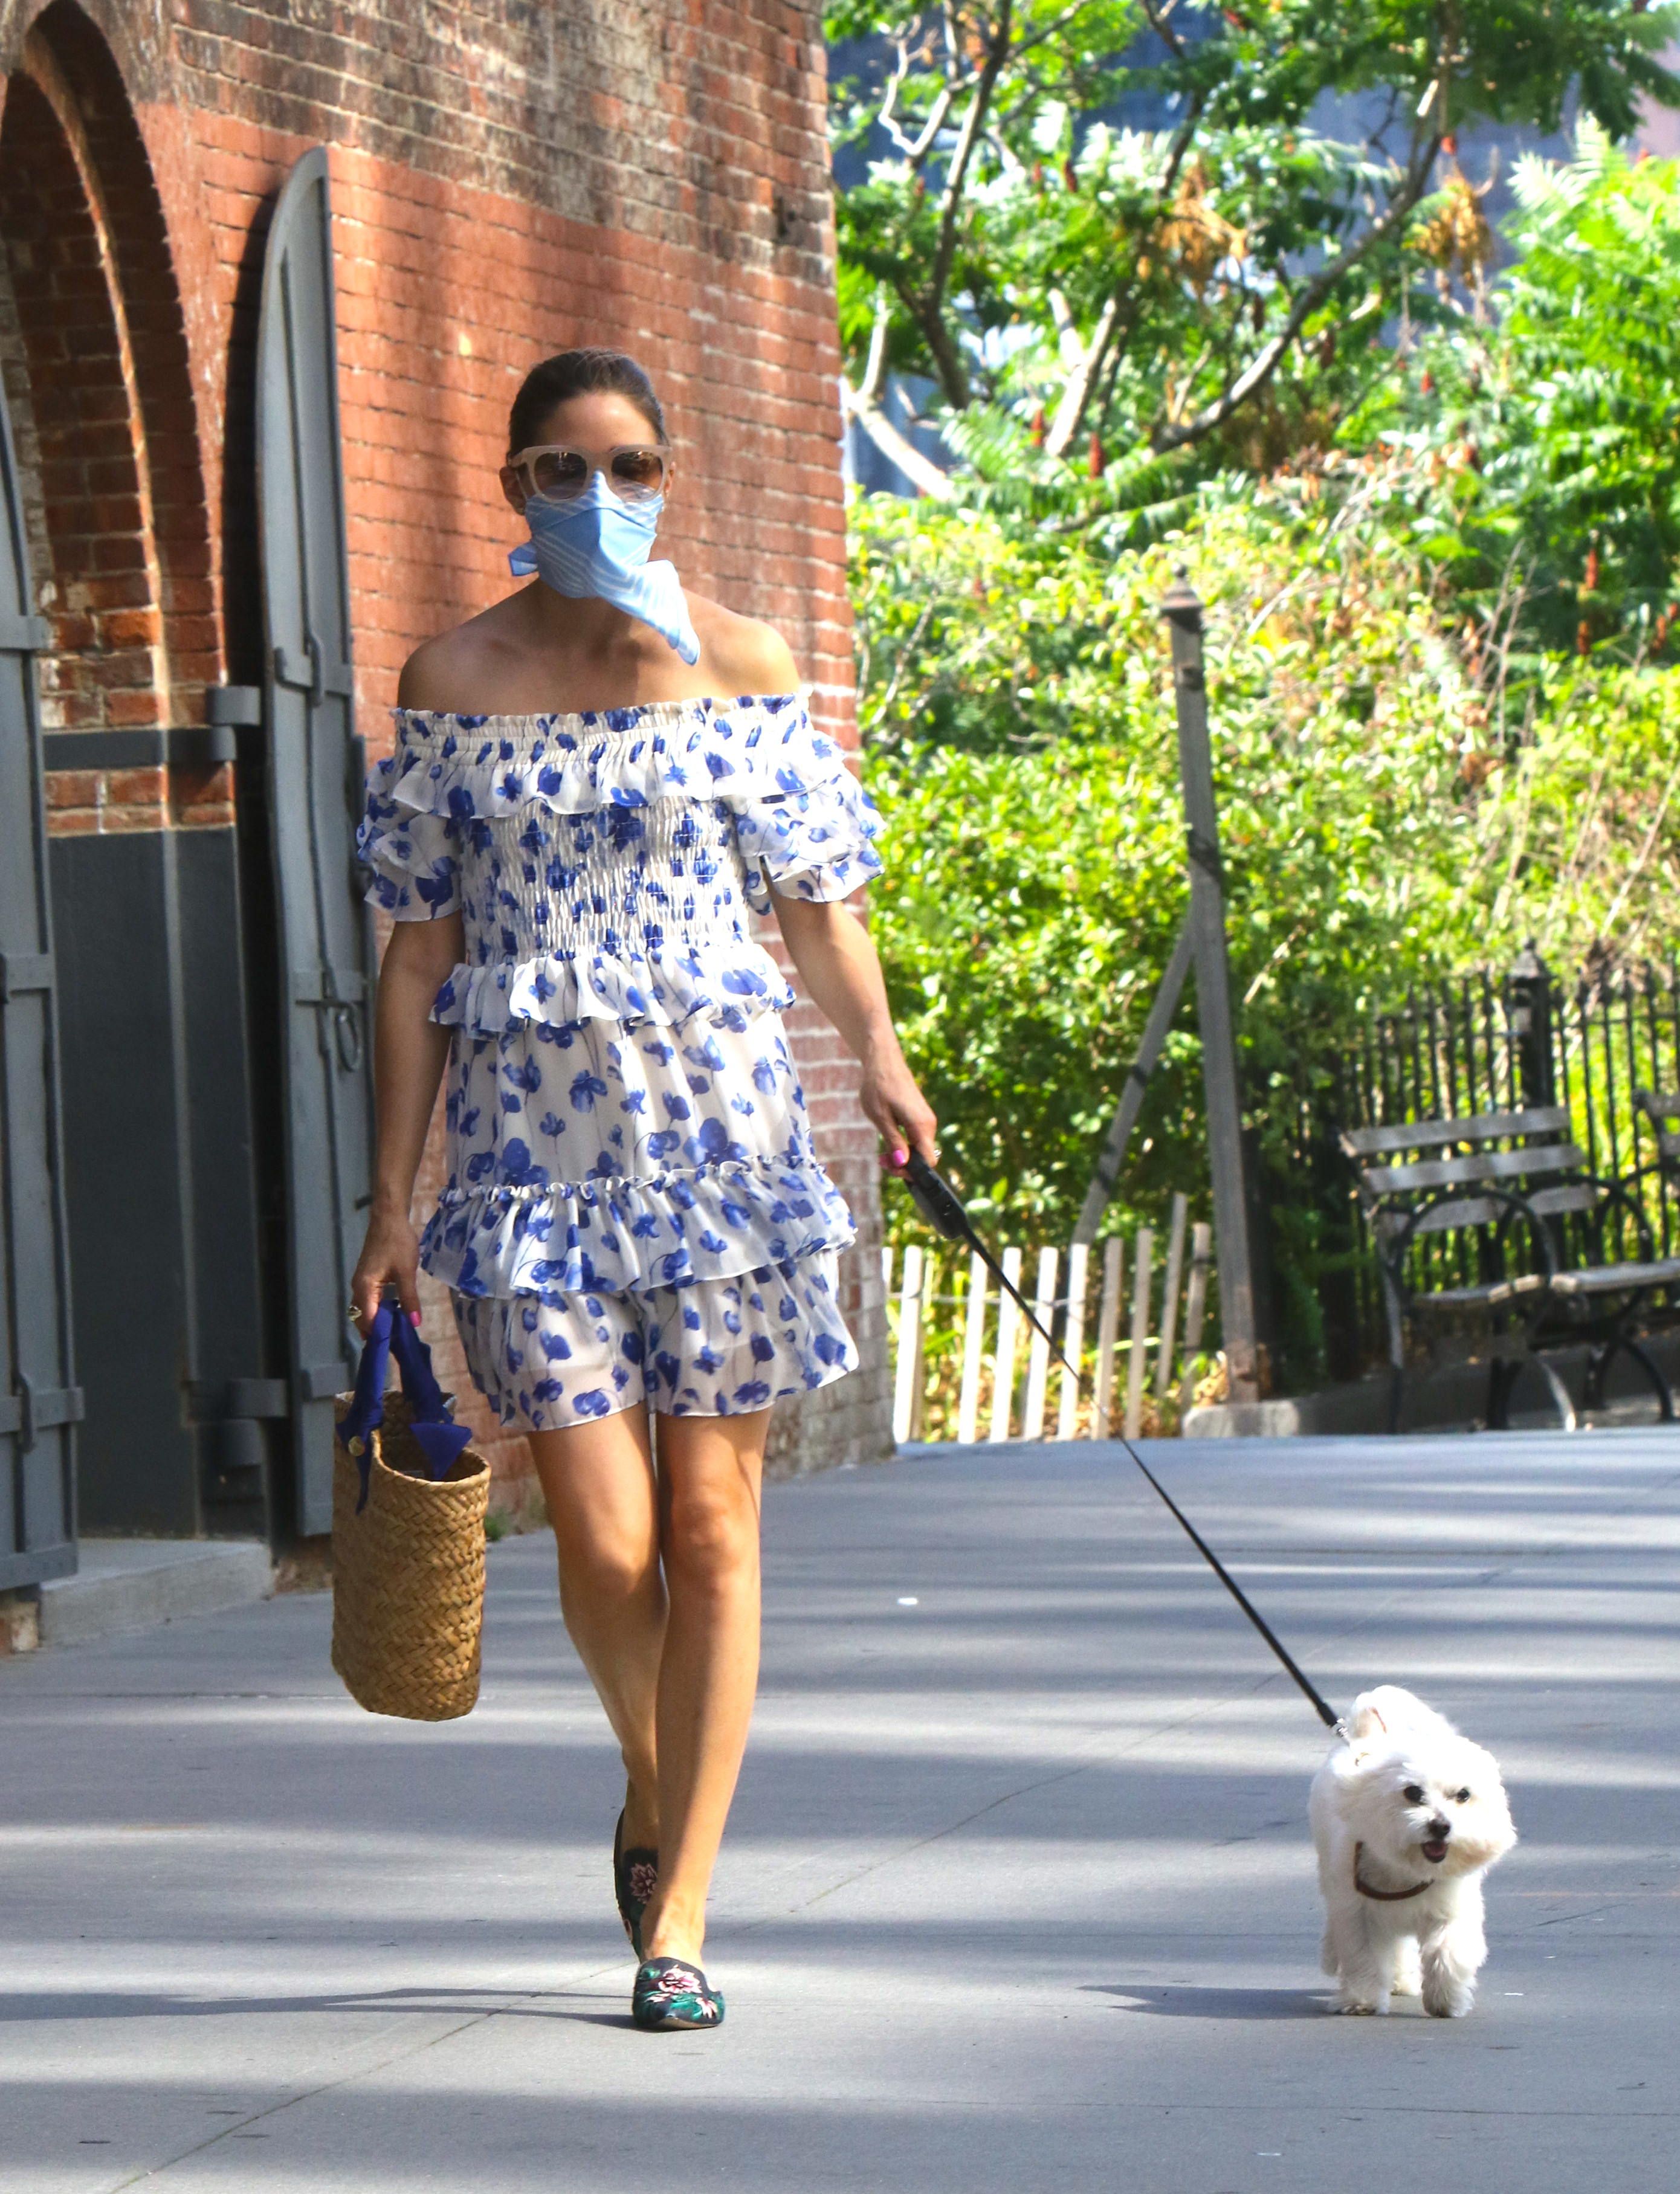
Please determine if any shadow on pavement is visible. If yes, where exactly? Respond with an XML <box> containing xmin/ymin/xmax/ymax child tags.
<box><xmin>0</xmin><ymin>1985</ymin><xmax>633</xmax><ymax>2028</ymax></box>
<box><xmin>1090</xmin><ymin>1981</ymin><xmax>1332</xmax><ymax>2020</ymax></box>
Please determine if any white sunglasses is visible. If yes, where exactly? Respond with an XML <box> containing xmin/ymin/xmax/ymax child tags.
<box><xmin>504</xmin><ymin>442</ymin><xmax>669</xmax><ymax>505</ymax></box>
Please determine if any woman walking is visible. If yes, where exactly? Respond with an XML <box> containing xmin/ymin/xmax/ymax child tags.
<box><xmin>350</xmin><ymin>349</ymin><xmax>936</xmax><ymax>2031</ymax></box>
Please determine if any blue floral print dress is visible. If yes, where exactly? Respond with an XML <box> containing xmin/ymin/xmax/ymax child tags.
<box><xmin>357</xmin><ymin>693</ymin><xmax>882</xmax><ymax>1431</ymax></box>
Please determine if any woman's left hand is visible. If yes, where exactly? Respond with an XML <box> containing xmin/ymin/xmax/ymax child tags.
<box><xmin>859</xmin><ymin>1042</ymin><xmax>938</xmax><ymax>1169</ymax></box>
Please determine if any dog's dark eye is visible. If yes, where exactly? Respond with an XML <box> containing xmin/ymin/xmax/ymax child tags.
<box><xmin>1403</xmin><ymin>1784</ymin><xmax>1425</xmax><ymax>1804</ymax></box>
<box><xmin>1455</xmin><ymin>1787</ymin><xmax>1471</xmax><ymax>1804</ymax></box>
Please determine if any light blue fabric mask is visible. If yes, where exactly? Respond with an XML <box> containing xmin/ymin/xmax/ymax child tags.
<box><xmin>508</xmin><ymin>472</ymin><xmax>699</xmax><ymax>665</ymax></box>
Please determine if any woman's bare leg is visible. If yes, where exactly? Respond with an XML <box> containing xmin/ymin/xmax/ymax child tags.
<box><xmin>527</xmin><ymin>1408</ymin><xmax>665</xmax><ymax>1848</ymax></box>
<box><xmin>639</xmin><ymin>1407</ymin><xmax>771</xmax><ymax>1968</ymax></box>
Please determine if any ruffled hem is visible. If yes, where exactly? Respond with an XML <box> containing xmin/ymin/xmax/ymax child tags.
<box><xmin>734</xmin><ymin>767</ymin><xmax>885</xmax><ymax>910</ymax></box>
<box><xmin>380</xmin><ymin>692</ymin><xmax>851</xmax><ymax>819</ymax></box>
<box><xmin>356</xmin><ymin>807</ymin><xmax>461</xmax><ymax>920</ymax></box>
<box><xmin>431</xmin><ymin>937</ymin><xmax>794</xmax><ymax>1034</ymax></box>
<box><xmin>453</xmin><ymin>1249</ymin><xmax>856</xmax><ymax>1427</ymax></box>
<box><xmin>418</xmin><ymin>1145</ymin><xmax>857</xmax><ymax>1300</ymax></box>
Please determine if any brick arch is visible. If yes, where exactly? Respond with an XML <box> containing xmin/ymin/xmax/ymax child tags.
<box><xmin>0</xmin><ymin>65</ymin><xmax>157</xmax><ymax>738</ymax></box>
<box><xmin>0</xmin><ymin>1</ymin><xmax>215</xmax><ymax>753</ymax></box>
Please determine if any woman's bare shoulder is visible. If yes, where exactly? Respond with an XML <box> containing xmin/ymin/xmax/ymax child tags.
<box><xmin>687</xmin><ymin>594</ymin><xmax>801</xmax><ymax>697</ymax></box>
<box><xmin>396</xmin><ymin>598</ymin><xmax>528</xmax><ymax>711</ymax></box>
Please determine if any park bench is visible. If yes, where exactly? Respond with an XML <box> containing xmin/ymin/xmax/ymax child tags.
<box><xmin>1340</xmin><ymin>1106</ymin><xmax>1680</xmax><ymax>1432</ymax></box>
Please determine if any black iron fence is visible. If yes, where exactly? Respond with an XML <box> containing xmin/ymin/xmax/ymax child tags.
<box><xmin>1275</xmin><ymin>947</ymin><xmax>1680</xmax><ymax>1382</ymax></box>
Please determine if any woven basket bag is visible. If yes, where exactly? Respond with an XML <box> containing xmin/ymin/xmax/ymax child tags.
<box><xmin>331</xmin><ymin>1308</ymin><xmax>491</xmax><ymax>1722</ymax></box>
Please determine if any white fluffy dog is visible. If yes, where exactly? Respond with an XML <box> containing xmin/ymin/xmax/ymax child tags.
<box><xmin>1310</xmin><ymin>1685</ymin><xmax>1516</xmax><ymax>2017</ymax></box>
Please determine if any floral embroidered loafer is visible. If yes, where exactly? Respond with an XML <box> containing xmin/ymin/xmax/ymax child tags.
<box><xmin>632</xmin><ymin>1957</ymin><xmax>725</xmax><ymax>2031</ymax></box>
<box><xmin>613</xmin><ymin>1808</ymin><xmax>659</xmax><ymax>1961</ymax></box>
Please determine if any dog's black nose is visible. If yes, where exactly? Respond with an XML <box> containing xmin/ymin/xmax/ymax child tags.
<box><xmin>1427</xmin><ymin>1819</ymin><xmax>1451</xmax><ymax>1841</ymax></box>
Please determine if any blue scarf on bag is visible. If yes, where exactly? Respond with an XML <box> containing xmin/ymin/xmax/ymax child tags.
<box><xmin>509</xmin><ymin>472</ymin><xmax>700</xmax><ymax>665</ymax></box>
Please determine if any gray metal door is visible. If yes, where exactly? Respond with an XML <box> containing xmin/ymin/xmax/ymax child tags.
<box><xmin>0</xmin><ymin>376</ymin><xmax>80</xmax><ymax>1589</ymax></box>
<box><xmin>256</xmin><ymin>146</ymin><xmax>372</xmax><ymax>1535</ymax></box>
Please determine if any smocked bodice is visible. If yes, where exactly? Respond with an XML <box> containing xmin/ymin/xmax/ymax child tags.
<box><xmin>356</xmin><ymin>694</ymin><xmax>880</xmax><ymax>1299</ymax></box>
<box><xmin>455</xmin><ymin>799</ymin><xmax>758</xmax><ymax>966</ymax></box>
<box><xmin>360</xmin><ymin>694</ymin><xmax>882</xmax><ymax>1037</ymax></box>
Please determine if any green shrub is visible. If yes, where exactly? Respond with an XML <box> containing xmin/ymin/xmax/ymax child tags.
<box><xmin>855</xmin><ymin>488</ymin><xmax>1680</xmax><ymax>1378</ymax></box>
<box><xmin>1354</xmin><ymin>126</ymin><xmax>1680</xmax><ymax>654</ymax></box>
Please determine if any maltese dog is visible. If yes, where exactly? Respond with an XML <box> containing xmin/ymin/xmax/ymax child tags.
<box><xmin>1310</xmin><ymin>1684</ymin><xmax>1516</xmax><ymax>2016</ymax></box>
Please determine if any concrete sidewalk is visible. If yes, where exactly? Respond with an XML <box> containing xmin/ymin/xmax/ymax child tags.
<box><xmin>3</xmin><ymin>1431</ymin><xmax>1678</xmax><ymax>2192</ymax></box>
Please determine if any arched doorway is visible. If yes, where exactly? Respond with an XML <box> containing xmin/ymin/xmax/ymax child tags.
<box><xmin>0</xmin><ymin>3</ymin><xmax>276</xmax><ymax>1542</ymax></box>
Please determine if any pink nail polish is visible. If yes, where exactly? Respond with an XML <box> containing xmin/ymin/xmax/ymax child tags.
<box><xmin>409</xmin><ymin>1311</ymin><xmax>422</xmax><ymax>1328</ymax></box>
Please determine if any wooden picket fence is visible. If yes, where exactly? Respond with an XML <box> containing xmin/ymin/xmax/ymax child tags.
<box><xmin>882</xmin><ymin>1192</ymin><xmax>1219</xmax><ymax>1444</ymax></box>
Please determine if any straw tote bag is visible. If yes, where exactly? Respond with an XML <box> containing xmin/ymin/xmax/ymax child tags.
<box><xmin>331</xmin><ymin>1302</ymin><xmax>491</xmax><ymax>1720</ymax></box>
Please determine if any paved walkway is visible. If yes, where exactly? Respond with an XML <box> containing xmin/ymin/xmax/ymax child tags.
<box><xmin>4</xmin><ymin>1430</ymin><xmax>1679</xmax><ymax>2192</ymax></box>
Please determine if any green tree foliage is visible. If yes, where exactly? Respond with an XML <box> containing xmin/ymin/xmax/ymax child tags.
<box><xmin>855</xmin><ymin>487</ymin><xmax>1680</xmax><ymax>1373</ymax></box>
<box><xmin>829</xmin><ymin>1</ymin><xmax>1678</xmax><ymax>493</ymax></box>
<box><xmin>1349</xmin><ymin>126</ymin><xmax>1680</xmax><ymax>654</ymax></box>
<box><xmin>836</xmin><ymin>14</ymin><xmax>1680</xmax><ymax>1384</ymax></box>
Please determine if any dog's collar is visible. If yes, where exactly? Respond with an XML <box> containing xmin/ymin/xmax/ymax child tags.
<box><xmin>1352</xmin><ymin>1841</ymin><xmax>1432</xmax><ymax>1901</ymax></box>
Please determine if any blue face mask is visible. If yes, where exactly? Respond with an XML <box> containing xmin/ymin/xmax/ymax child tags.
<box><xmin>508</xmin><ymin>471</ymin><xmax>699</xmax><ymax>665</ymax></box>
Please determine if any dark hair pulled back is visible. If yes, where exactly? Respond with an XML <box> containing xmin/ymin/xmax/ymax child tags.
<box><xmin>506</xmin><ymin>349</ymin><xmax>668</xmax><ymax>454</ymax></box>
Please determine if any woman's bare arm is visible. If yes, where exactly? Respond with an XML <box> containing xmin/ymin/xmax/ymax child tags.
<box><xmin>350</xmin><ymin>912</ymin><xmax>464</xmax><ymax>1327</ymax></box>
<box><xmin>770</xmin><ymin>894</ymin><xmax>937</xmax><ymax>1166</ymax></box>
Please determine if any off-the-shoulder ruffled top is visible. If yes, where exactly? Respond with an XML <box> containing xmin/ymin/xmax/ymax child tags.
<box><xmin>357</xmin><ymin>694</ymin><xmax>882</xmax><ymax>1302</ymax></box>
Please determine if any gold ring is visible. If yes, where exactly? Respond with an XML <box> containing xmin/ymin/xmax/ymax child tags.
<box><xmin>347</xmin><ymin>1302</ymin><xmax>361</xmax><ymax>1321</ymax></box>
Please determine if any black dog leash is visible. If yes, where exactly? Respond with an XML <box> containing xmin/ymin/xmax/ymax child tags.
<box><xmin>896</xmin><ymin>1151</ymin><xmax>1339</xmax><ymax>1728</ymax></box>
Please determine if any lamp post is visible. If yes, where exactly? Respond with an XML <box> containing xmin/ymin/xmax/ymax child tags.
<box><xmin>1160</xmin><ymin>572</ymin><xmax>1260</xmax><ymax>1403</ymax></box>
<box><xmin>1507</xmin><ymin>940</ymin><xmax>1556</xmax><ymax>1110</ymax></box>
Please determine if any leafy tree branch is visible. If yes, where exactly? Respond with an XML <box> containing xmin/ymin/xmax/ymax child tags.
<box><xmin>828</xmin><ymin>1</ymin><xmax>1680</xmax><ymax>492</ymax></box>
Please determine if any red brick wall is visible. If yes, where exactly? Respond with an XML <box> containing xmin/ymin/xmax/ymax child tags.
<box><xmin>0</xmin><ymin>0</ymin><xmax>891</xmax><ymax>1493</ymax></box>
<box><xmin>0</xmin><ymin>67</ymin><xmax>158</xmax><ymax>736</ymax></box>
<box><xmin>0</xmin><ymin>9</ymin><xmax>230</xmax><ymax>833</ymax></box>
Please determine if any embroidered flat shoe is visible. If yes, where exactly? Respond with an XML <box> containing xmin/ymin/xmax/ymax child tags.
<box><xmin>632</xmin><ymin>1957</ymin><xmax>725</xmax><ymax>2031</ymax></box>
<box><xmin>613</xmin><ymin>1808</ymin><xmax>659</xmax><ymax>1961</ymax></box>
